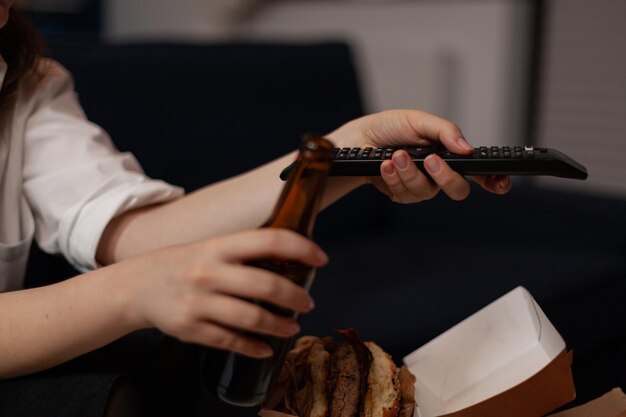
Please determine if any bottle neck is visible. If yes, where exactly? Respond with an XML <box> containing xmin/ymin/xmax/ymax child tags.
<box><xmin>264</xmin><ymin>157</ymin><xmax>330</xmax><ymax>237</ymax></box>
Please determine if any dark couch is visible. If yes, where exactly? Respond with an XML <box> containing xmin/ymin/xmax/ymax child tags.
<box><xmin>26</xmin><ymin>39</ymin><xmax>626</xmax><ymax>416</ymax></box>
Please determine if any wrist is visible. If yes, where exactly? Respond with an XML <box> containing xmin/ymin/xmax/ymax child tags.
<box><xmin>102</xmin><ymin>260</ymin><xmax>151</xmax><ymax>333</ymax></box>
<box><xmin>321</xmin><ymin>175</ymin><xmax>367</xmax><ymax>210</ymax></box>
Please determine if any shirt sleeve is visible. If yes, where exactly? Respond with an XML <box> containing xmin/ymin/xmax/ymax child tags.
<box><xmin>22</xmin><ymin>60</ymin><xmax>184</xmax><ymax>272</ymax></box>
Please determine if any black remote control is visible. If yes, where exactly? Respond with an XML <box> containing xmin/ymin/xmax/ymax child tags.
<box><xmin>280</xmin><ymin>145</ymin><xmax>588</xmax><ymax>180</ymax></box>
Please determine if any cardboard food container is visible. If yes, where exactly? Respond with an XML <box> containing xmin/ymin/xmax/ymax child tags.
<box><xmin>547</xmin><ymin>388</ymin><xmax>626</xmax><ymax>417</ymax></box>
<box><xmin>403</xmin><ymin>286</ymin><xmax>575</xmax><ymax>417</ymax></box>
<box><xmin>260</xmin><ymin>287</ymin><xmax>575</xmax><ymax>417</ymax></box>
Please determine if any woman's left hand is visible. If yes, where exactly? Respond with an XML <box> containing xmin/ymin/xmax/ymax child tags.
<box><xmin>326</xmin><ymin>109</ymin><xmax>512</xmax><ymax>203</ymax></box>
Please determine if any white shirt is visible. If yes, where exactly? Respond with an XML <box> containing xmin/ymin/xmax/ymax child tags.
<box><xmin>0</xmin><ymin>57</ymin><xmax>183</xmax><ymax>292</ymax></box>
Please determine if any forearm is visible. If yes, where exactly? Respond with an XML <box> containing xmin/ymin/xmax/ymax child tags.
<box><xmin>97</xmin><ymin>151</ymin><xmax>365</xmax><ymax>264</ymax></box>
<box><xmin>0</xmin><ymin>266</ymin><xmax>137</xmax><ymax>378</ymax></box>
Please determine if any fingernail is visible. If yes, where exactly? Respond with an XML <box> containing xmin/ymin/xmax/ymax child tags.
<box><xmin>317</xmin><ymin>250</ymin><xmax>329</xmax><ymax>265</ymax></box>
<box><xmin>306</xmin><ymin>298</ymin><xmax>315</xmax><ymax>311</ymax></box>
<box><xmin>286</xmin><ymin>322</ymin><xmax>301</xmax><ymax>336</ymax></box>
<box><xmin>499</xmin><ymin>177</ymin><xmax>510</xmax><ymax>189</ymax></box>
<box><xmin>424</xmin><ymin>155</ymin><xmax>442</xmax><ymax>174</ymax></box>
<box><xmin>257</xmin><ymin>344</ymin><xmax>273</xmax><ymax>357</ymax></box>
<box><xmin>382</xmin><ymin>162</ymin><xmax>395</xmax><ymax>175</ymax></box>
<box><xmin>394</xmin><ymin>153</ymin><xmax>408</xmax><ymax>170</ymax></box>
<box><xmin>456</xmin><ymin>137</ymin><xmax>474</xmax><ymax>151</ymax></box>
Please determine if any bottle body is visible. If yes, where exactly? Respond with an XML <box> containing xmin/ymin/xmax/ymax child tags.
<box><xmin>210</xmin><ymin>135</ymin><xmax>334</xmax><ymax>407</ymax></box>
<box><xmin>216</xmin><ymin>261</ymin><xmax>315</xmax><ymax>406</ymax></box>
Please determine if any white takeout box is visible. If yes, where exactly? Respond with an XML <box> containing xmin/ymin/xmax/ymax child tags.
<box><xmin>403</xmin><ymin>286</ymin><xmax>575</xmax><ymax>417</ymax></box>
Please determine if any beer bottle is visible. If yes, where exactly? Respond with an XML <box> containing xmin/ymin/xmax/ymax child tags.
<box><xmin>213</xmin><ymin>134</ymin><xmax>334</xmax><ymax>407</ymax></box>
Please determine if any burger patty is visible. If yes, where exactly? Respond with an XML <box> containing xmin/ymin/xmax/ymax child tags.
<box><xmin>329</xmin><ymin>344</ymin><xmax>361</xmax><ymax>417</ymax></box>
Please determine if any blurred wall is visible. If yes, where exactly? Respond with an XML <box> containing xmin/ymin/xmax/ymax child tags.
<box><xmin>533</xmin><ymin>0</ymin><xmax>626</xmax><ymax>197</ymax></box>
<box><xmin>105</xmin><ymin>0</ymin><xmax>263</xmax><ymax>38</ymax></box>
<box><xmin>104</xmin><ymin>0</ymin><xmax>535</xmax><ymax>150</ymax></box>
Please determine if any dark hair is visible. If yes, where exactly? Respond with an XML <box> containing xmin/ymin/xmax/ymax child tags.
<box><xmin>0</xmin><ymin>7</ymin><xmax>46</xmax><ymax>111</ymax></box>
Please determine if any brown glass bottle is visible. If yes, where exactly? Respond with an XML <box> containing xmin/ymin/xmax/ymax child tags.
<box><xmin>213</xmin><ymin>135</ymin><xmax>334</xmax><ymax>407</ymax></box>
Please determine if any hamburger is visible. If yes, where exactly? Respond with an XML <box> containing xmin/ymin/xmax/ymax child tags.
<box><xmin>261</xmin><ymin>329</ymin><xmax>416</xmax><ymax>417</ymax></box>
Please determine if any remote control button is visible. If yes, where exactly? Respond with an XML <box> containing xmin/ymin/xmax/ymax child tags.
<box><xmin>443</xmin><ymin>151</ymin><xmax>464</xmax><ymax>160</ymax></box>
<box><xmin>524</xmin><ymin>146</ymin><xmax>535</xmax><ymax>159</ymax></box>
<box><xmin>405</xmin><ymin>147</ymin><xmax>432</xmax><ymax>158</ymax></box>
<box><xmin>337</xmin><ymin>148</ymin><xmax>350</xmax><ymax>160</ymax></box>
<box><xmin>442</xmin><ymin>150</ymin><xmax>463</xmax><ymax>160</ymax></box>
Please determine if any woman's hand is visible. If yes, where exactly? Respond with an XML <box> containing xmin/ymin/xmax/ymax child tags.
<box><xmin>120</xmin><ymin>228</ymin><xmax>327</xmax><ymax>358</ymax></box>
<box><xmin>0</xmin><ymin>228</ymin><xmax>326</xmax><ymax>378</ymax></box>
<box><xmin>326</xmin><ymin>109</ymin><xmax>512</xmax><ymax>203</ymax></box>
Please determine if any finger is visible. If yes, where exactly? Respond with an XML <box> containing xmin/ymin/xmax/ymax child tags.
<box><xmin>196</xmin><ymin>294</ymin><xmax>301</xmax><ymax>339</ymax></box>
<box><xmin>182</xmin><ymin>321</ymin><xmax>274</xmax><ymax>358</ymax></box>
<box><xmin>380</xmin><ymin>160</ymin><xmax>413</xmax><ymax>203</ymax></box>
<box><xmin>216</xmin><ymin>229</ymin><xmax>328</xmax><ymax>266</ymax></box>
<box><xmin>391</xmin><ymin>150</ymin><xmax>437</xmax><ymax>202</ymax></box>
<box><xmin>471</xmin><ymin>175</ymin><xmax>512</xmax><ymax>195</ymax></box>
<box><xmin>400</xmin><ymin>110</ymin><xmax>474</xmax><ymax>154</ymax></box>
<box><xmin>210</xmin><ymin>264</ymin><xmax>314</xmax><ymax>314</ymax></box>
<box><xmin>423</xmin><ymin>154</ymin><xmax>471</xmax><ymax>201</ymax></box>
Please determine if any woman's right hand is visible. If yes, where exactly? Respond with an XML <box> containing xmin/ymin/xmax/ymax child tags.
<box><xmin>117</xmin><ymin>228</ymin><xmax>328</xmax><ymax>358</ymax></box>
